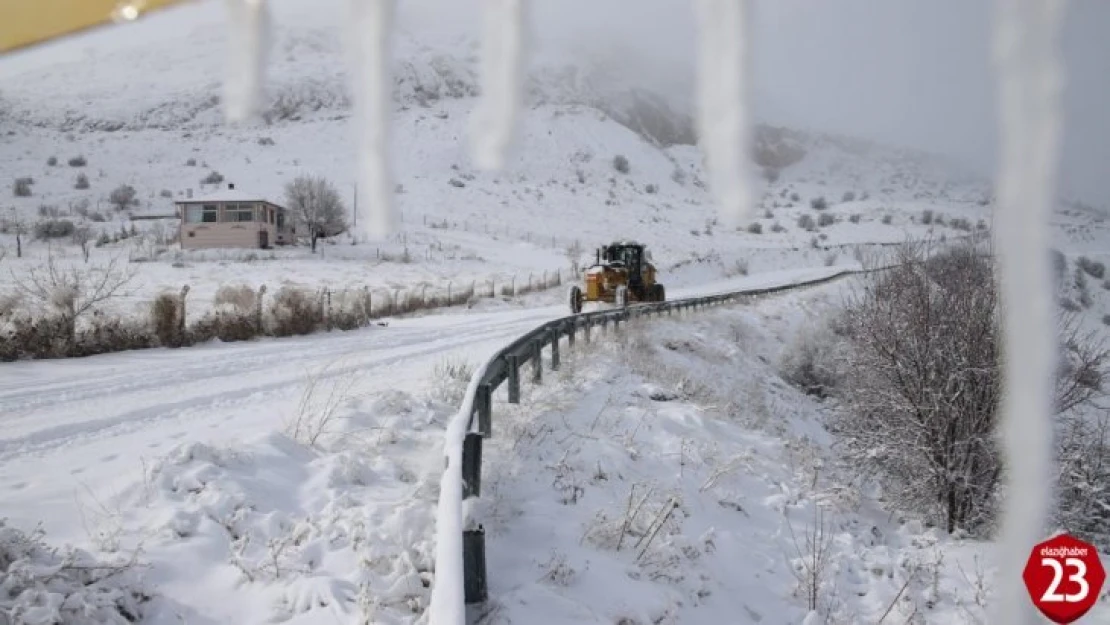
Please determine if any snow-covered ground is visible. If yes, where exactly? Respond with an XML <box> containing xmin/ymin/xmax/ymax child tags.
<box><xmin>3</xmin><ymin>0</ymin><xmax>1110</xmax><ymax>623</ymax></box>
<box><xmin>472</xmin><ymin>279</ymin><xmax>1110</xmax><ymax>625</ymax></box>
<box><xmin>0</xmin><ymin>267</ymin><xmax>846</xmax><ymax>624</ymax></box>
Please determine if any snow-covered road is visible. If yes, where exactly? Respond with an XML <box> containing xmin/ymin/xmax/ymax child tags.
<box><xmin>0</xmin><ymin>266</ymin><xmax>847</xmax><ymax>589</ymax></box>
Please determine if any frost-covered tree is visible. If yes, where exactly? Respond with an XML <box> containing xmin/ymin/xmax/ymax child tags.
<box><xmin>827</xmin><ymin>240</ymin><xmax>1105</xmax><ymax>538</ymax></box>
<box><xmin>284</xmin><ymin>175</ymin><xmax>347</xmax><ymax>253</ymax></box>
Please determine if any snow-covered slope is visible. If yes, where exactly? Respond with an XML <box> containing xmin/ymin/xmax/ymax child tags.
<box><xmin>1</xmin><ymin>0</ymin><xmax>1067</xmax><ymax>326</ymax></box>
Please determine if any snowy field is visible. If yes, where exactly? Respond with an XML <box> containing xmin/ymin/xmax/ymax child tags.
<box><xmin>3</xmin><ymin>0</ymin><xmax>1110</xmax><ymax>623</ymax></box>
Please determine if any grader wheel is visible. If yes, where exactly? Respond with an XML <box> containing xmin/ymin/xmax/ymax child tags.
<box><xmin>568</xmin><ymin>285</ymin><xmax>583</xmax><ymax>314</ymax></box>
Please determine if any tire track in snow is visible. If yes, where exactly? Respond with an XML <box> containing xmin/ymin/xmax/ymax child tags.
<box><xmin>0</xmin><ymin>309</ymin><xmax>558</xmax><ymax>462</ymax></box>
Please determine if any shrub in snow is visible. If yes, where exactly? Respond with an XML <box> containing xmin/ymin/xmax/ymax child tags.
<box><xmin>13</xmin><ymin>177</ymin><xmax>32</xmax><ymax>197</ymax></box>
<box><xmin>0</xmin><ymin>519</ymin><xmax>150</xmax><ymax>624</ymax></box>
<box><xmin>201</xmin><ymin>170</ymin><xmax>224</xmax><ymax>185</ymax></box>
<box><xmin>151</xmin><ymin>291</ymin><xmax>185</xmax><ymax>348</ymax></box>
<box><xmin>841</xmin><ymin>191</ymin><xmax>856</xmax><ymax>202</ymax></box>
<box><xmin>746</xmin><ymin>222</ymin><xmax>763</xmax><ymax>234</ymax></box>
<box><xmin>185</xmin><ymin>158</ymin><xmax>196</xmax><ymax>167</ymax></box>
<box><xmin>68</xmin><ymin>155</ymin><xmax>87</xmax><ymax>167</ymax></box>
<box><xmin>809</xmin><ymin>197</ymin><xmax>827</xmax><ymax>210</ymax></box>
<box><xmin>429</xmin><ymin>356</ymin><xmax>474</xmax><ymax>407</ymax></box>
<box><xmin>1077</xmin><ymin>256</ymin><xmax>1105</xmax><ymax>280</ymax></box>
<box><xmin>848</xmin><ymin>214</ymin><xmax>861</xmax><ymax>224</ymax></box>
<box><xmin>762</xmin><ymin>167</ymin><xmax>780</xmax><ymax>183</ymax></box>
<box><xmin>33</xmin><ymin>219</ymin><xmax>76</xmax><ymax>240</ymax></box>
<box><xmin>949</xmin><ymin>217</ymin><xmax>973</xmax><ymax>232</ymax></box>
<box><xmin>46</xmin><ymin>156</ymin><xmax>57</xmax><ymax>166</ymax></box>
<box><xmin>771</xmin><ymin>222</ymin><xmax>786</xmax><ymax>233</ymax></box>
<box><xmin>108</xmin><ymin>185</ymin><xmax>138</xmax><ymax>212</ymax></box>
<box><xmin>75</xmin><ymin>173</ymin><xmax>90</xmax><ymax>190</ymax></box>
<box><xmin>817</xmin><ymin>213</ymin><xmax>835</xmax><ymax>228</ymax></box>
<box><xmin>779</xmin><ymin>323</ymin><xmax>845</xmax><ymax>399</ymax></box>
<box><xmin>831</xmin><ymin>240</ymin><xmax>1107</xmax><ymax>538</ymax></box>
<box><xmin>791</xmin><ymin>192</ymin><xmax>801</xmax><ymax>202</ymax></box>
<box><xmin>921</xmin><ymin>209</ymin><xmax>934</xmax><ymax>225</ymax></box>
<box><xmin>645</xmin><ymin>183</ymin><xmax>658</xmax><ymax>194</ymax></box>
<box><xmin>612</xmin><ymin>154</ymin><xmax>630</xmax><ymax>174</ymax></box>
<box><xmin>881</xmin><ymin>214</ymin><xmax>893</xmax><ymax>225</ymax></box>
<box><xmin>797</xmin><ymin>214</ymin><xmax>816</xmax><ymax>231</ymax></box>
<box><xmin>268</xmin><ymin>286</ymin><xmax>323</xmax><ymax>337</ymax></box>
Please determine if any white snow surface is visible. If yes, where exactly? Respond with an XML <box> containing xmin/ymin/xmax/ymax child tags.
<box><xmin>2</xmin><ymin>1</ymin><xmax>1110</xmax><ymax>623</ymax></box>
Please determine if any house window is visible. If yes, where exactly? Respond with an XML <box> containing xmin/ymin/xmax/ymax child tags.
<box><xmin>224</xmin><ymin>203</ymin><xmax>255</xmax><ymax>222</ymax></box>
<box><xmin>202</xmin><ymin>204</ymin><xmax>218</xmax><ymax>222</ymax></box>
<box><xmin>184</xmin><ymin>206</ymin><xmax>205</xmax><ymax>223</ymax></box>
<box><xmin>276</xmin><ymin>210</ymin><xmax>285</xmax><ymax>228</ymax></box>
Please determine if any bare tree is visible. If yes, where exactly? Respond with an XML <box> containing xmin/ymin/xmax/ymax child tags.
<box><xmin>108</xmin><ymin>184</ymin><xmax>138</xmax><ymax>212</ymax></box>
<box><xmin>10</xmin><ymin>252</ymin><xmax>138</xmax><ymax>346</ymax></box>
<box><xmin>828</xmin><ymin>239</ymin><xmax>1105</xmax><ymax>537</ymax></box>
<box><xmin>283</xmin><ymin>175</ymin><xmax>347</xmax><ymax>253</ymax></box>
<box><xmin>72</xmin><ymin>227</ymin><xmax>92</xmax><ymax>263</ymax></box>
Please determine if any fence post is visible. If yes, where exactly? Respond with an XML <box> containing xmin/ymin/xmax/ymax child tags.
<box><xmin>463</xmin><ymin>526</ymin><xmax>488</xmax><ymax>604</ymax></box>
<box><xmin>476</xmin><ymin>383</ymin><xmax>492</xmax><ymax>438</ymax></box>
<box><xmin>462</xmin><ymin>432</ymin><xmax>482</xmax><ymax>498</ymax></box>
<box><xmin>532</xmin><ymin>341</ymin><xmax>543</xmax><ymax>383</ymax></box>
<box><xmin>550</xmin><ymin>328</ymin><xmax>560</xmax><ymax>370</ymax></box>
<box><xmin>507</xmin><ymin>354</ymin><xmax>521</xmax><ymax>403</ymax></box>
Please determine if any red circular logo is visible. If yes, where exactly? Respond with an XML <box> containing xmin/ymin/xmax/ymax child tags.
<box><xmin>1022</xmin><ymin>533</ymin><xmax>1106</xmax><ymax>623</ymax></box>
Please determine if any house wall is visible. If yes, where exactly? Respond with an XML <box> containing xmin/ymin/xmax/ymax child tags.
<box><xmin>178</xmin><ymin>201</ymin><xmax>293</xmax><ymax>250</ymax></box>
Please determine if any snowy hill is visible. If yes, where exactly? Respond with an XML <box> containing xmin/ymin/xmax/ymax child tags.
<box><xmin>2</xmin><ymin>1</ymin><xmax>1110</xmax><ymax>623</ymax></box>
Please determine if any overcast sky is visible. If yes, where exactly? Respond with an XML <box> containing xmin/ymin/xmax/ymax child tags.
<box><xmin>406</xmin><ymin>0</ymin><xmax>1107</xmax><ymax>205</ymax></box>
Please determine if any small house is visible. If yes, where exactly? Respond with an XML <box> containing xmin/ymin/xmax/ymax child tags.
<box><xmin>176</xmin><ymin>184</ymin><xmax>295</xmax><ymax>250</ymax></box>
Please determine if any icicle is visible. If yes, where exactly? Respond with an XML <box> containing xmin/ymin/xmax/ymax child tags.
<box><xmin>470</xmin><ymin>0</ymin><xmax>527</xmax><ymax>171</ymax></box>
<box><xmin>347</xmin><ymin>0</ymin><xmax>397</xmax><ymax>240</ymax></box>
<box><xmin>223</xmin><ymin>0</ymin><xmax>270</xmax><ymax>123</ymax></box>
<box><xmin>989</xmin><ymin>1</ymin><xmax>1067</xmax><ymax>624</ymax></box>
<box><xmin>693</xmin><ymin>0</ymin><xmax>753</xmax><ymax>230</ymax></box>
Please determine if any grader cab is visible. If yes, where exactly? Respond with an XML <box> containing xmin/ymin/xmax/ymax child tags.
<box><xmin>568</xmin><ymin>240</ymin><xmax>665</xmax><ymax>314</ymax></box>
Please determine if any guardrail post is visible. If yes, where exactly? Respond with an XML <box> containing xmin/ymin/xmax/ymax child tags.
<box><xmin>463</xmin><ymin>525</ymin><xmax>488</xmax><ymax>604</ymax></box>
<box><xmin>462</xmin><ymin>432</ymin><xmax>482</xmax><ymax>498</ymax></box>
<box><xmin>507</xmin><ymin>354</ymin><xmax>521</xmax><ymax>403</ymax></box>
<box><xmin>476</xmin><ymin>383</ymin><xmax>492</xmax><ymax>438</ymax></box>
<box><xmin>584</xmin><ymin>320</ymin><xmax>591</xmax><ymax>343</ymax></box>
<box><xmin>567</xmin><ymin>321</ymin><xmax>576</xmax><ymax>347</ymax></box>
<box><xmin>532</xmin><ymin>342</ymin><xmax>543</xmax><ymax>383</ymax></box>
<box><xmin>550</xmin><ymin>329</ymin><xmax>561</xmax><ymax>370</ymax></box>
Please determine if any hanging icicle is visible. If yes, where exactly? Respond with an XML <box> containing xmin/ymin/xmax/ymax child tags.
<box><xmin>223</xmin><ymin>0</ymin><xmax>270</xmax><ymax>123</ymax></box>
<box><xmin>693</xmin><ymin>0</ymin><xmax>753</xmax><ymax>230</ymax></box>
<box><xmin>470</xmin><ymin>0</ymin><xmax>527</xmax><ymax>171</ymax></box>
<box><xmin>989</xmin><ymin>1</ymin><xmax>1067</xmax><ymax>624</ymax></box>
<box><xmin>347</xmin><ymin>0</ymin><xmax>397</xmax><ymax>240</ymax></box>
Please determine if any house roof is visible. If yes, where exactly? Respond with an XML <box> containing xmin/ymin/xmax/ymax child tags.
<box><xmin>177</xmin><ymin>187</ymin><xmax>285</xmax><ymax>207</ymax></box>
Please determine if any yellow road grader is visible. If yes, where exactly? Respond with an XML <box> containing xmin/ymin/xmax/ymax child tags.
<box><xmin>568</xmin><ymin>240</ymin><xmax>665</xmax><ymax>314</ymax></box>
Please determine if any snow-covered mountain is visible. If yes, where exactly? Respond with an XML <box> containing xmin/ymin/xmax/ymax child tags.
<box><xmin>2</xmin><ymin>2</ymin><xmax>1110</xmax><ymax>624</ymax></box>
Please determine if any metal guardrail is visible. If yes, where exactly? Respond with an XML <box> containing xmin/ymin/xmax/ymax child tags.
<box><xmin>426</xmin><ymin>267</ymin><xmax>870</xmax><ymax>623</ymax></box>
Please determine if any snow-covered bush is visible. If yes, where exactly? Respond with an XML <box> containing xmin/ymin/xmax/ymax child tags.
<box><xmin>612</xmin><ymin>154</ymin><xmax>630</xmax><ymax>174</ymax></box>
<box><xmin>0</xmin><ymin>519</ymin><xmax>150</xmax><ymax>624</ymax></box>
<box><xmin>268</xmin><ymin>286</ymin><xmax>322</xmax><ymax>336</ymax></box>
<box><xmin>428</xmin><ymin>356</ymin><xmax>474</xmax><ymax>407</ymax></box>
<box><xmin>1077</xmin><ymin>255</ymin><xmax>1106</xmax><ymax>280</ymax></box>
<box><xmin>830</xmin><ymin>240</ymin><xmax>1107</xmax><ymax>538</ymax></box>
<box><xmin>779</xmin><ymin>323</ymin><xmax>845</xmax><ymax>399</ymax></box>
